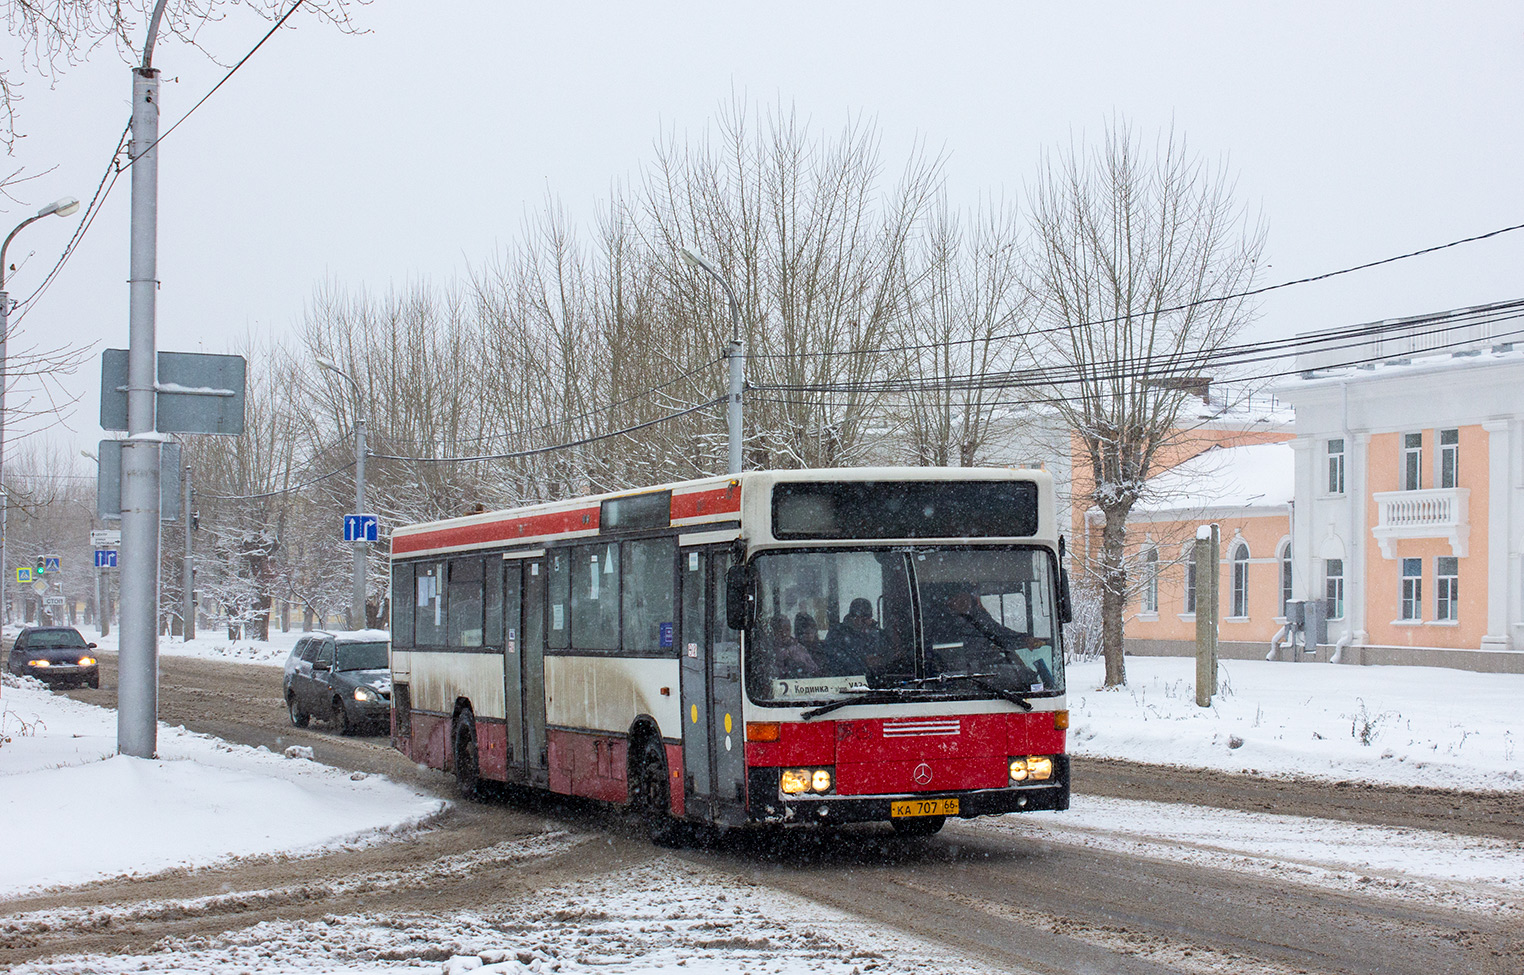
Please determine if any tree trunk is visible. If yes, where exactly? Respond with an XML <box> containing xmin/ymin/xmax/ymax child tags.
<box><xmin>1100</xmin><ymin>505</ymin><xmax>1129</xmax><ymax>687</ymax></box>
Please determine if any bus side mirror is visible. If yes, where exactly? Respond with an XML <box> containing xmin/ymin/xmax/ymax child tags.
<box><xmin>725</xmin><ymin>564</ymin><xmax>757</xmax><ymax>632</ymax></box>
<box><xmin>1057</xmin><ymin>567</ymin><xmax>1073</xmax><ymax>625</ymax></box>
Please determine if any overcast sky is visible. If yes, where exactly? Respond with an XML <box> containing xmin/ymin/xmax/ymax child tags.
<box><xmin>4</xmin><ymin>2</ymin><xmax>1522</xmax><ymax>457</ymax></box>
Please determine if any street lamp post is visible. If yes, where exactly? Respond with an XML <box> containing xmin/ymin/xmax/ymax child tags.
<box><xmin>0</xmin><ymin>196</ymin><xmax>81</xmax><ymax>626</ymax></box>
<box><xmin>680</xmin><ymin>248</ymin><xmax>745</xmax><ymax>476</ymax></box>
<box><xmin>316</xmin><ymin>357</ymin><xmax>367</xmax><ymax>628</ymax></box>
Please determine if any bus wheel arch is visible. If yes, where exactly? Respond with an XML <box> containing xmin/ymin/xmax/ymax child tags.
<box><xmin>626</xmin><ymin>719</ymin><xmax>683</xmax><ymax>846</ymax></box>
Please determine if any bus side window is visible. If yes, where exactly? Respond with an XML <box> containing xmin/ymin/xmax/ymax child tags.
<box><xmin>622</xmin><ymin>537</ymin><xmax>676</xmax><ymax>654</ymax></box>
<box><xmin>391</xmin><ymin>562</ymin><xmax>414</xmax><ymax>648</ymax></box>
<box><xmin>714</xmin><ymin>552</ymin><xmax>740</xmax><ymax>666</ymax></box>
<box><xmin>415</xmin><ymin>563</ymin><xmax>446</xmax><ymax>646</ymax></box>
<box><xmin>547</xmin><ymin>551</ymin><xmax>570</xmax><ymax>650</ymax></box>
<box><xmin>447</xmin><ymin>557</ymin><xmax>484</xmax><ymax>648</ymax></box>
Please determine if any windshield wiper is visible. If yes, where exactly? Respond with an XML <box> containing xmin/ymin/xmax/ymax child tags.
<box><xmin>892</xmin><ymin>671</ymin><xmax>1034</xmax><ymax>711</ymax></box>
<box><xmin>801</xmin><ymin>688</ymin><xmax>919</xmax><ymax>720</ymax></box>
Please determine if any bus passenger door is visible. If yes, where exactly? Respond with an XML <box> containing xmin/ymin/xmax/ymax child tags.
<box><xmin>679</xmin><ymin>547</ymin><xmax>712</xmax><ymax>819</ymax></box>
<box><xmin>710</xmin><ymin>550</ymin><xmax>748</xmax><ymax>825</ymax></box>
<box><xmin>500</xmin><ymin>560</ymin><xmax>525</xmax><ymax>779</ymax></box>
<box><xmin>522</xmin><ymin>557</ymin><xmax>549</xmax><ymax>789</ymax></box>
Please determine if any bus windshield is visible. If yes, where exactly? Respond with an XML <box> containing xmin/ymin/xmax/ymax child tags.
<box><xmin>746</xmin><ymin>547</ymin><xmax>1064</xmax><ymax>705</ymax></box>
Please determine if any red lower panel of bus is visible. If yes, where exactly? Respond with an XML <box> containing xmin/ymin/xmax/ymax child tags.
<box><xmin>744</xmin><ymin>711</ymin><xmax>1066</xmax><ymax>795</ymax></box>
<box><xmin>476</xmin><ymin>719</ymin><xmax>508</xmax><ymax>781</ymax></box>
<box><xmin>407</xmin><ymin>712</ymin><xmax>451</xmax><ymax>771</ymax></box>
<box><xmin>547</xmin><ymin>729</ymin><xmax>629</xmax><ymax>804</ymax></box>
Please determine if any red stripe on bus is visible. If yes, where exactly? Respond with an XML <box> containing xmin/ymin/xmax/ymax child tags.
<box><xmin>670</xmin><ymin>485</ymin><xmax>741</xmax><ymax>520</ymax></box>
<box><xmin>392</xmin><ymin>507</ymin><xmax>599</xmax><ymax>555</ymax></box>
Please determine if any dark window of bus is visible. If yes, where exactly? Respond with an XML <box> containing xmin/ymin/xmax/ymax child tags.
<box><xmin>483</xmin><ymin>557</ymin><xmax>504</xmax><ymax>646</ymax></box>
<box><xmin>447</xmin><ymin>558</ymin><xmax>485</xmax><ymax>647</ymax></box>
<box><xmin>601</xmin><ymin>491</ymin><xmax>671</xmax><ymax>533</ymax></box>
<box><xmin>622</xmin><ymin>537</ymin><xmax>676</xmax><ymax>654</ymax></box>
<box><xmin>391</xmin><ymin>562</ymin><xmax>415</xmax><ymax>648</ymax></box>
<box><xmin>547</xmin><ymin>550</ymin><xmax>570</xmax><ymax>650</ymax></box>
<box><xmin>572</xmin><ymin>542</ymin><xmax>620</xmax><ymax>650</ymax></box>
<box><xmin>771</xmin><ymin>480</ymin><xmax>1038</xmax><ymax>539</ymax></box>
<box><xmin>415</xmin><ymin>563</ymin><xmax>446</xmax><ymax>646</ymax></box>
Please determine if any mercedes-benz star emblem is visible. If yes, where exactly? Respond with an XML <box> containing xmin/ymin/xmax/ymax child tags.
<box><xmin>912</xmin><ymin>763</ymin><xmax>933</xmax><ymax>785</ymax></box>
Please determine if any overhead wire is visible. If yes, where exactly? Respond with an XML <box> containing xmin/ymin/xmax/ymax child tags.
<box><xmin>201</xmin><ymin>458</ymin><xmax>354</xmax><ymax>501</ymax></box>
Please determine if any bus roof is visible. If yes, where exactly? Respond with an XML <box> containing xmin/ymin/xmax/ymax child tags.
<box><xmin>390</xmin><ymin>467</ymin><xmax>1055</xmax><ymax>559</ymax></box>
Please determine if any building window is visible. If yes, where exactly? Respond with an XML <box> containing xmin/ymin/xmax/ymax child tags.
<box><xmin>1436</xmin><ymin>556</ymin><xmax>1458</xmax><ymax>621</ymax></box>
<box><xmin>1327</xmin><ymin>438</ymin><xmax>1345</xmax><ymax>494</ymax></box>
<box><xmin>1400</xmin><ymin>557</ymin><xmax>1422</xmax><ymax>620</ymax></box>
<box><xmin>1279</xmin><ymin>540</ymin><xmax>1293</xmax><ymax>618</ymax></box>
<box><xmin>1439</xmin><ymin>428</ymin><xmax>1459</xmax><ymax>489</ymax></box>
<box><xmin>1184</xmin><ymin>547</ymin><xmax>1197</xmax><ymax>615</ymax></box>
<box><xmin>1402</xmin><ymin>432</ymin><xmax>1423</xmax><ymax>491</ymax></box>
<box><xmin>1230</xmin><ymin>543</ymin><xmax>1249</xmax><ymax>618</ymax></box>
<box><xmin>1141</xmin><ymin>546</ymin><xmax>1158</xmax><ymax>614</ymax></box>
<box><xmin>1325</xmin><ymin>558</ymin><xmax>1345</xmax><ymax>620</ymax></box>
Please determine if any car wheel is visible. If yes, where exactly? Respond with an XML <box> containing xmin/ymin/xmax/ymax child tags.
<box><xmin>630</xmin><ymin>735</ymin><xmax>685</xmax><ymax>847</ymax></box>
<box><xmin>890</xmin><ymin>815</ymin><xmax>946</xmax><ymax>837</ymax></box>
<box><xmin>332</xmin><ymin>697</ymin><xmax>354</xmax><ymax>736</ymax></box>
<box><xmin>287</xmin><ymin>692</ymin><xmax>310</xmax><ymax>728</ymax></box>
<box><xmin>87</xmin><ymin>674</ymin><xmax>99</xmax><ymax>690</ymax></box>
<box><xmin>453</xmin><ymin>711</ymin><xmax>482</xmax><ymax>800</ymax></box>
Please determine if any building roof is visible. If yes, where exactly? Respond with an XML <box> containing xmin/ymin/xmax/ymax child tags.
<box><xmin>1134</xmin><ymin>441</ymin><xmax>1294</xmax><ymax>515</ymax></box>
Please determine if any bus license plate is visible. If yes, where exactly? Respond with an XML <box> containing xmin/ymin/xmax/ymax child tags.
<box><xmin>891</xmin><ymin>798</ymin><xmax>959</xmax><ymax>818</ymax></box>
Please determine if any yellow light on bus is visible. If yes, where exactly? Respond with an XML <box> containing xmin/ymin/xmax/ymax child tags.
<box><xmin>780</xmin><ymin>769</ymin><xmax>811</xmax><ymax>794</ymax></box>
<box><xmin>811</xmin><ymin>769</ymin><xmax>832</xmax><ymax>792</ymax></box>
<box><xmin>1026</xmin><ymin>756</ymin><xmax>1054</xmax><ymax>781</ymax></box>
<box><xmin>1008</xmin><ymin>758</ymin><xmax>1028</xmax><ymax>782</ymax></box>
<box><xmin>1053</xmin><ymin>710</ymin><xmax>1069</xmax><ymax>730</ymax></box>
<box><xmin>746</xmin><ymin>721</ymin><xmax>780</xmax><ymax>742</ymax></box>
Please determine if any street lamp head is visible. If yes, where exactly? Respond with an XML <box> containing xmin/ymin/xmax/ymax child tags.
<box><xmin>39</xmin><ymin>197</ymin><xmax>80</xmax><ymax>219</ymax></box>
<box><xmin>680</xmin><ymin>247</ymin><xmax>717</xmax><ymax>275</ymax></box>
<box><xmin>315</xmin><ymin>355</ymin><xmax>342</xmax><ymax>375</ymax></box>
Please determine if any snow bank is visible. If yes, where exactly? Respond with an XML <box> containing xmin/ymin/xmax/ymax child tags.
<box><xmin>84</xmin><ymin>627</ymin><xmax>308</xmax><ymax>667</ymax></box>
<box><xmin>0</xmin><ymin>673</ymin><xmax>445</xmax><ymax>898</ymax></box>
<box><xmin>1067</xmin><ymin>656</ymin><xmax>1523</xmax><ymax>792</ymax></box>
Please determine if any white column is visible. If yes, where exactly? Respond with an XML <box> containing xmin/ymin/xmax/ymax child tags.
<box><xmin>1289</xmin><ymin>438</ymin><xmax>1316</xmax><ymax>602</ymax></box>
<box><xmin>1350</xmin><ymin>432</ymin><xmax>1370</xmax><ymax>644</ymax></box>
<box><xmin>1482</xmin><ymin>418</ymin><xmax>1512</xmax><ymax>650</ymax></box>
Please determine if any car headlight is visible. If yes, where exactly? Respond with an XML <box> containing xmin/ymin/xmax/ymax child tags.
<box><xmin>27</xmin><ymin>659</ymin><xmax>50</xmax><ymax>668</ymax></box>
<box><xmin>78</xmin><ymin>657</ymin><xmax>96</xmax><ymax>667</ymax></box>
<box><xmin>354</xmin><ymin>687</ymin><xmax>376</xmax><ymax>702</ymax></box>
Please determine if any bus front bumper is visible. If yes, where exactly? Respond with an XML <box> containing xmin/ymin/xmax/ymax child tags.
<box><xmin>745</xmin><ymin>755</ymin><xmax>1070</xmax><ymax>825</ymax></box>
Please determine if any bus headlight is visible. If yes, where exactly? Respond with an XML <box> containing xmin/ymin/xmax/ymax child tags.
<box><xmin>781</xmin><ymin>767</ymin><xmax>835</xmax><ymax>795</ymax></box>
<box><xmin>1009</xmin><ymin>758</ymin><xmax>1028</xmax><ymax>782</ymax></box>
<box><xmin>1010</xmin><ymin>756</ymin><xmax>1055</xmax><ymax>783</ymax></box>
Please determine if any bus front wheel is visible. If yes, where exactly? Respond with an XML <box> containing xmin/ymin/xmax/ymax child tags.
<box><xmin>631</xmin><ymin>736</ymin><xmax>684</xmax><ymax>847</ymax></box>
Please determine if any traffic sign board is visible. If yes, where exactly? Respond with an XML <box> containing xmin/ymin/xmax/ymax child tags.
<box><xmin>95</xmin><ymin>549</ymin><xmax>118</xmax><ymax>569</ymax></box>
<box><xmin>43</xmin><ymin>594</ymin><xmax>65</xmax><ymax>608</ymax></box>
<box><xmin>91</xmin><ymin>529</ymin><xmax>122</xmax><ymax>547</ymax></box>
<box><xmin>16</xmin><ymin>568</ymin><xmax>31</xmax><ymax>583</ymax></box>
<box><xmin>31</xmin><ymin>579</ymin><xmax>46</xmax><ymax>595</ymax></box>
<box><xmin>343</xmin><ymin>514</ymin><xmax>379</xmax><ymax>543</ymax></box>
<box><xmin>43</xmin><ymin>555</ymin><xmax>61</xmax><ymax>573</ymax></box>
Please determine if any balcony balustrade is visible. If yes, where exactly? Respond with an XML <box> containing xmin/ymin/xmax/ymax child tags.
<box><xmin>1371</xmin><ymin>487</ymin><xmax>1469</xmax><ymax>558</ymax></box>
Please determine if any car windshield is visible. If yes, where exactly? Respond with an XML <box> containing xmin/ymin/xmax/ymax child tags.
<box><xmin>28</xmin><ymin>630</ymin><xmax>87</xmax><ymax>649</ymax></box>
<box><xmin>746</xmin><ymin>547</ymin><xmax>1063</xmax><ymax>705</ymax></box>
<box><xmin>335</xmin><ymin>642</ymin><xmax>388</xmax><ymax>671</ymax></box>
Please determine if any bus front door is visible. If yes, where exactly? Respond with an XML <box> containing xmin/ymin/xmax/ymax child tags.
<box><xmin>522</xmin><ymin>557</ymin><xmax>549</xmax><ymax>789</ymax></box>
<box><xmin>680</xmin><ymin>547</ymin><xmax>749</xmax><ymax>826</ymax></box>
<box><xmin>709</xmin><ymin>550</ymin><xmax>747</xmax><ymax>825</ymax></box>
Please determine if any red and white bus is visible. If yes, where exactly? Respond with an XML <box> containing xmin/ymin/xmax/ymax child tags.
<box><xmin>388</xmin><ymin>467</ymin><xmax>1070</xmax><ymax>840</ymax></box>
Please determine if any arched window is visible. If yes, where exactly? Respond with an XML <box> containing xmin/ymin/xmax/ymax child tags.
<box><xmin>1278</xmin><ymin>539</ymin><xmax>1293</xmax><ymax>618</ymax></box>
<box><xmin>1140</xmin><ymin>546</ymin><xmax>1158</xmax><ymax>614</ymax></box>
<box><xmin>1230</xmin><ymin>542</ymin><xmax>1250</xmax><ymax>618</ymax></box>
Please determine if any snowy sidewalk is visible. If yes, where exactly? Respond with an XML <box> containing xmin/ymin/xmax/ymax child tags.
<box><xmin>0</xmin><ymin>672</ymin><xmax>445</xmax><ymax>898</ymax></box>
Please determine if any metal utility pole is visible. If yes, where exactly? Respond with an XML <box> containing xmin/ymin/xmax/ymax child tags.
<box><xmin>183</xmin><ymin>464</ymin><xmax>194</xmax><ymax>641</ymax></box>
<box><xmin>0</xmin><ymin>197</ymin><xmax>81</xmax><ymax>624</ymax></box>
<box><xmin>119</xmin><ymin>0</ymin><xmax>170</xmax><ymax>759</ymax></box>
<box><xmin>680</xmin><ymin>248</ymin><xmax>745</xmax><ymax>475</ymax></box>
<box><xmin>352</xmin><ymin>417</ymin><xmax>366</xmax><ymax>626</ymax></box>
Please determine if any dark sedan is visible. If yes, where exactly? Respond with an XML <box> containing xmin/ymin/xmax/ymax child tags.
<box><xmin>283</xmin><ymin>631</ymin><xmax>391</xmax><ymax>734</ymax></box>
<box><xmin>7</xmin><ymin>627</ymin><xmax>99</xmax><ymax>688</ymax></box>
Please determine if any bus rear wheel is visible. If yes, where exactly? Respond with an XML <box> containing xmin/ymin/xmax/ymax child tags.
<box><xmin>631</xmin><ymin>736</ymin><xmax>684</xmax><ymax>847</ymax></box>
<box><xmin>453</xmin><ymin>712</ymin><xmax>482</xmax><ymax>801</ymax></box>
<box><xmin>891</xmin><ymin>815</ymin><xmax>946</xmax><ymax>837</ymax></box>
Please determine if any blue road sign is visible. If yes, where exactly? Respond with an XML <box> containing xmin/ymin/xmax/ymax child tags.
<box><xmin>94</xmin><ymin>549</ymin><xmax>118</xmax><ymax>569</ymax></box>
<box><xmin>16</xmin><ymin>568</ymin><xmax>31</xmax><ymax>583</ymax></box>
<box><xmin>343</xmin><ymin>514</ymin><xmax>379</xmax><ymax>543</ymax></box>
<box><xmin>43</xmin><ymin>555</ymin><xmax>61</xmax><ymax>573</ymax></box>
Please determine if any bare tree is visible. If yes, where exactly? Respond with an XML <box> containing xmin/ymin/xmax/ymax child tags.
<box><xmin>1024</xmin><ymin>118</ymin><xmax>1264</xmax><ymax>687</ymax></box>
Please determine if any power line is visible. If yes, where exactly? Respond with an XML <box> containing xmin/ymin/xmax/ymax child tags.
<box><xmin>743</xmin><ymin>222</ymin><xmax>1524</xmax><ymax>361</ymax></box>
<box><xmin>201</xmin><ymin>459</ymin><xmax>354</xmax><ymax>501</ymax></box>
<box><xmin>371</xmin><ymin>397</ymin><xmax>726</xmax><ymax>465</ymax></box>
